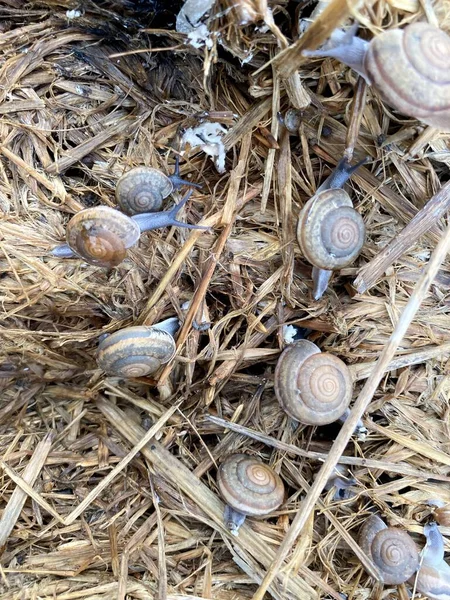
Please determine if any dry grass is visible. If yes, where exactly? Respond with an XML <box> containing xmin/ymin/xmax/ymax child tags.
<box><xmin>0</xmin><ymin>0</ymin><xmax>450</xmax><ymax>599</ymax></box>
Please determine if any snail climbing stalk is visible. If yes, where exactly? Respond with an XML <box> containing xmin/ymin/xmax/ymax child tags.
<box><xmin>297</xmin><ymin>157</ymin><xmax>367</xmax><ymax>299</ymax></box>
<box><xmin>303</xmin><ymin>23</ymin><xmax>450</xmax><ymax>131</ymax></box>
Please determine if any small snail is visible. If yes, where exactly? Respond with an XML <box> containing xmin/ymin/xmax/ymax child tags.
<box><xmin>116</xmin><ymin>157</ymin><xmax>201</xmax><ymax>215</ymax></box>
<box><xmin>303</xmin><ymin>23</ymin><xmax>450</xmax><ymax>131</ymax></box>
<box><xmin>413</xmin><ymin>522</ymin><xmax>450</xmax><ymax>600</ymax></box>
<box><xmin>274</xmin><ymin>339</ymin><xmax>353</xmax><ymax>426</ymax></box>
<box><xmin>217</xmin><ymin>454</ymin><xmax>285</xmax><ymax>535</ymax></box>
<box><xmin>97</xmin><ymin>316</ymin><xmax>179</xmax><ymax>378</ymax></box>
<box><xmin>51</xmin><ymin>190</ymin><xmax>209</xmax><ymax>267</ymax></box>
<box><xmin>358</xmin><ymin>515</ymin><xmax>420</xmax><ymax>584</ymax></box>
<box><xmin>297</xmin><ymin>157</ymin><xmax>366</xmax><ymax>299</ymax></box>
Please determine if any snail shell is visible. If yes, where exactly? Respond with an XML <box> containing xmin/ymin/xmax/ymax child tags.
<box><xmin>97</xmin><ymin>325</ymin><xmax>176</xmax><ymax>377</ymax></box>
<box><xmin>66</xmin><ymin>206</ymin><xmax>140</xmax><ymax>267</ymax></box>
<box><xmin>365</xmin><ymin>23</ymin><xmax>450</xmax><ymax>130</ymax></box>
<box><xmin>217</xmin><ymin>454</ymin><xmax>285</xmax><ymax>517</ymax></box>
<box><xmin>297</xmin><ymin>188</ymin><xmax>365</xmax><ymax>270</ymax></box>
<box><xmin>116</xmin><ymin>167</ymin><xmax>173</xmax><ymax>215</ymax></box>
<box><xmin>435</xmin><ymin>505</ymin><xmax>450</xmax><ymax>527</ymax></box>
<box><xmin>274</xmin><ymin>339</ymin><xmax>352</xmax><ymax>425</ymax></box>
<box><xmin>359</xmin><ymin>515</ymin><xmax>420</xmax><ymax>585</ymax></box>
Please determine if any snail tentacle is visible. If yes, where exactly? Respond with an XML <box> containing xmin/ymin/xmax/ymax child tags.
<box><xmin>132</xmin><ymin>190</ymin><xmax>210</xmax><ymax>232</ymax></box>
<box><xmin>169</xmin><ymin>155</ymin><xmax>202</xmax><ymax>191</ymax></box>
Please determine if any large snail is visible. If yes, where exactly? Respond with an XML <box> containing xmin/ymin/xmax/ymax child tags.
<box><xmin>274</xmin><ymin>339</ymin><xmax>353</xmax><ymax>426</ymax></box>
<box><xmin>97</xmin><ymin>316</ymin><xmax>179</xmax><ymax>378</ymax></box>
<box><xmin>297</xmin><ymin>157</ymin><xmax>366</xmax><ymax>300</ymax></box>
<box><xmin>217</xmin><ymin>454</ymin><xmax>285</xmax><ymax>535</ymax></box>
<box><xmin>412</xmin><ymin>522</ymin><xmax>450</xmax><ymax>600</ymax></box>
<box><xmin>359</xmin><ymin>515</ymin><xmax>419</xmax><ymax>584</ymax></box>
<box><xmin>116</xmin><ymin>157</ymin><xmax>201</xmax><ymax>215</ymax></box>
<box><xmin>303</xmin><ymin>22</ymin><xmax>450</xmax><ymax>131</ymax></box>
<box><xmin>51</xmin><ymin>190</ymin><xmax>209</xmax><ymax>268</ymax></box>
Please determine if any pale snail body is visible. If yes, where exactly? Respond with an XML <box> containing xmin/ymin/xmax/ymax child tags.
<box><xmin>97</xmin><ymin>317</ymin><xmax>179</xmax><ymax>378</ymax></box>
<box><xmin>413</xmin><ymin>523</ymin><xmax>450</xmax><ymax>600</ymax></box>
<box><xmin>304</xmin><ymin>23</ymin><xmax>450</xmax><ymax>131</ymax></box>
<box><xmin>297</xmin><ymin>158</ymin><xmax>366</xmax><ymax>300</ymax></box>
<box><xmin>274</xmin><ymin>339</ymin><xmax>353</xmax><ymax>426</ymax></box>
<box><xmin>359</xmin><ymin>515</ymin><xmax>420</xmax><ymax>585</ymax></box>
<box><xmin>217</xmin><ymin>454</ymin><xmax>285</xmax><ymax>535</ymax></box>
<box><xmin>51</xmin><ymin>190</ymin><xmax>209</xmax><ymax>268</ymax></box>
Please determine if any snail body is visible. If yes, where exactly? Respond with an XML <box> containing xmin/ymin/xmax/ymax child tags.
<box><xmin>303</xmin><ymin>23</ymin><xmax>450</xmax><ymax>131</ymax></box>
<box><xmin>359</xmin><ymin>515</ymin><xmax>419</xmax><ymax>584</ymax></box>
<box><xmin>51</xmin><ymin>191</ymin><xmax>209</xmax><ymax>268</ymax></box>
<box><xmin>116</xmin><ymin>158</ymin><xmax>201</xmax><ymax>215</ymax></box>
<box><xmin>97</xmin><ymin>317</ymin><xmax>179</xmax><ymax>378</ymax></box>
<box><xmin>297</xmin><ymin>158</ymin><xmax>366</xmax><ymax>300</ymax></box>
<box><xmin>217</xmin><ymin>454</ymin><xmax>285</xmax><ymax>535</ymax></box>
<box><xmin>274</xmin><ymin>339</ymin><xmax>353</xmax><ymax>426</ymax></box>
<box><xmin>413</xmin><ymin>522</ymin><xmax>450</xmax><ymax>600</ymax></box>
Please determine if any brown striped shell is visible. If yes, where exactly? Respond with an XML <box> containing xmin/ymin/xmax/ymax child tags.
<box><xmin>297</xmin><ymin>188</ymin><xmax>365</xmax><ymax>271</ymax></box>
<box><xmin>217</xmin><ymin>454</ymin><xmax>285</xmax><ymax>517</ymax></box>
<box><xmin>359</xmin><ymin>515</ymin><xmax>420</xmax><ymax>585</ymax></box>
<box><xmin>115</xmin><ymin>167</ymin><xmax>173</xmax><ymax>215</ymax></box>
<box><xmin>66</xmin><ymin>206</ymin><xmax>140</xmax><ymax>267</ymax></box>
<box><xmin>365</xmin><ymin>23</ymin><xmax>450</xmax><ymax>130</ymax></box>
<box><xmin>97</xmin><ymin>325</ymin><xmax>176</xmax><ymax>378</ymax></box>
<box><xmin>274</xmin><ymin>340</ymin><xmax>352</xmax><ymax>425</ymax></box>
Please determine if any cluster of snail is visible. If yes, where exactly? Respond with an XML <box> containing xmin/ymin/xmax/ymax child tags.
<box><xmin>51</xmin><ymin>159</ymin><xmax>207</xmax><ymax>268</ymax></box>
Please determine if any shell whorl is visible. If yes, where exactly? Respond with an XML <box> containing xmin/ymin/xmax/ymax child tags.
<box><xmin>97</xmin><ymin>325</ymin><xmax>176</xmax><ymax>378</ymax></box>
<box><xmin>274</xmin><ymin>340</ymin><xmax>352</xmax><ymax>426</ymax></box>
<box><xmin>66</xmin><ymin>206</ymin><xmax>140</xmax><ymax>267</ymax></box>
<box><xmin>297</xmin><ymin>188</ymin><xmax>365</xmax><ymax>270</ymax></box>
<box><xmin>217</xmin><ymin>454</ymin><xmax>285</xmax><ymax>517</ymax></box>
<box><xmin>359</xmin><ymin>516</ymin><xmax>420</xmax><ymax>585</ymax></box>
<box><xmin>115</xmin><ymin>167</ymin><xmax>173</xmax><ymax>215</ymax></box>
<box><xmin>365</xmin><ymin>23</ymin><xmax>450</xmax><ymax>130</ymax></box>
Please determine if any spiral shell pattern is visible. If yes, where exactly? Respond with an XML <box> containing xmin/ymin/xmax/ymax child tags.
<box><xmin>297</xmin><ymin>189</ymin><xmax>365</xmax><ymax>270</ymax></box>
<box><xmin>274</xmin><ymin>340</ymin><xmax>352</xmax><ymax>425</ymax></box>
<box><xmin>365</xmin><ymin>23</ymin><xmax>450</xmax><ymax>130</ymax></box>
<box><xmin>97</xmin><ymin>325</ymin><xmax>176</xmax><ymax>378</ymax></box>
<box><xmin>359</xmin><ymin>515</ymin><xmax>419</xmax><ymax>585</ymax></box>
<box><xmin>217</xmin><ymin>454</ymin><xmax>285</xmax><ymax>517</ymax></box>
<box><xmin>66</xmin><ymin>206</ymin><xmax>140</xmax><ymax>267</ymax></box>
<box><xmin>116</xmin><ymin>167</ymin><xmax>173</xmax><ymax>215</ymax></box>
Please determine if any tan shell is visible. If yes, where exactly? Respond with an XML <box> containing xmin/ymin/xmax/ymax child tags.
<box><xmin>66</xmin><ymin>206</ymin><xmax>140</xmax><ymax>267</ymax></box>
<box><xmin>115</xmin><ymin>167</ymin><xmax>173</xmax><ymax>215</ymax></box>
<box><xmin>434</xmin><ymin>505</ymin><xmax>450</xmax><ymax>526</ymax></box>
<box><xmin>365</xmin><ymin>23</ymin><xmax>450</xmax><ymax>130</ymax></box>
<box><xmin>274</xmin><ymin>339</ymin><xmax>352</xmax><ymax>426</ymax></box>
<box><xmin>359</xmin><ymin>515</ymin><xmax>419</xmax><ymax>585</ymax></box>
<box><xmin>217</xmin><ymin>454</ymin><xmax>285</xmax><ymax>517</ymax></box>
<box><xmin>97</xmin><ymin>325</ymin><xmax>176</xmax><ymax>378</ymax></box>
<box><xmin>297</xmin><ymin>188</ymin><xmax>365</xmax><ymax>271</ymax></box>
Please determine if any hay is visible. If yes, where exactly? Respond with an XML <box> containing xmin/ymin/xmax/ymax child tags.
<box><xmin>0</xmin><ymin>1</ymin><xmax>449</xmax><ymax>599</ymax></box>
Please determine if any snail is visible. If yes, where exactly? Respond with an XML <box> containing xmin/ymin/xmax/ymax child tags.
<box><xmin>358</xmin><ymin>515</ymin><xmax>420</xmax><ymax>584</ymax></box>
<box><xmin>412</xmin><ymin>522</ymin><xmax>450</xmax><ymax>600</ymax></box>
<box><xmin>297</xmin><ymin>157</ymin><xmax>366</xmax><ymax>299</ymax></box>
<box><xmin>302</xmin><ymin>22</ymin><xmax>450</xmax><ymax>131</ymax></box>
<box><xmin>274</xmin><ymin>339</ymin><xmax>353</xmax><ymax>426</ymax></box>
<box><xmin>116</xmin><ymin>157</ymin><xmax>201</xmax><ymax>215</ymax></box>
<box><xmin>97</xmin><ymin>316</ymin><xmax>179</xmax><ymax>378</ymax></box>
<box><xmin>427</xmin><ymin>501</ymin><xmax>450</xmax><ymax>527</ymax></box>
<box><xmin>217</xmin><ymin>454</ymin><xmax>285</xmax><ymax>535</ymax></box>
<box><xmin>51</xmin><ymin>190</ymin><xmax>209</xmax><ymax>267</ymax></box>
